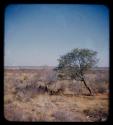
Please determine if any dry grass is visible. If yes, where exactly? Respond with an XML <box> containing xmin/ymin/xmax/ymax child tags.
<box><xmin>4</xmin><ymin>94</ymin><xmax>109</xmax><ymax>122</ymax></box>
<box><xmin>4</xmin><ymin>68</ymin><xmax>109</xmax><ymax>122</ymax></box>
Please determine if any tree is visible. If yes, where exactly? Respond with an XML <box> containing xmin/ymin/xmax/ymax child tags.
<box><xmin>55</xmin><ymin>48</ymin><xmax>98</xmax><ymax>96</ymax></box>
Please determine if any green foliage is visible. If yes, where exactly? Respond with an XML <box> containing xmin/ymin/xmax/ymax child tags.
<box><xmin>56</xmin><ymin>48</ymin><xmax>98</xmax><ymax>81</ymax></box>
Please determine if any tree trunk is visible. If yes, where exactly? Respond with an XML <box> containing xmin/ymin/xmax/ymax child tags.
<box><xmin>82</xmin><ymin>78</ymin><xmax>92</xmax><ymax>96</ymax></box>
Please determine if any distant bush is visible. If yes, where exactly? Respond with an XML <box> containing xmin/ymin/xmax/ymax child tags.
<box><xmin>97</xmin><ymin>84</ymin><xmax>107</xmax><ymax>94</ymax></box>
<box><xmin>95</xmin><ymin>72</ymin><xmax>109</xmax><ymax>84</ymax></box>
<box><xmin>5</xmin><ymin>68</ymin><xmax>109</xmax><ymax>98</ymax></box>
<box><xmin>46</xmin><ymin>71</ymin><xmax>57</xmax><ymax>84</ymax></box>
<box><xmin>68</xmin><ymin>82</ymin><xmax>81</xmax><ymax>95</ymax></box>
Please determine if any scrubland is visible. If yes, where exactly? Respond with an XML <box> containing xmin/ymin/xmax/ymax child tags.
<box><xmin>4</xmin><ymin>68</ymin><xmax>109</xmax><ymax>122</ymax></box>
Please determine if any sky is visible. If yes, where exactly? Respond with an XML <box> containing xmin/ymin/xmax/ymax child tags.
<box><xmin>4</xmin><ymin>4</ymin><xmax>109</xmax><ymax>67</ymax></box>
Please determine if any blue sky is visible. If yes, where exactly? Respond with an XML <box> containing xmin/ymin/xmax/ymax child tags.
<box><xmin>4</xmin><ymin>4</ymin><xmax>109</xmax><ymax>67</ymax></box>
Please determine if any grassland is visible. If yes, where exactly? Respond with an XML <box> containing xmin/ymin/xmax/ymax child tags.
<box><xmin>4</xmin><ymin>67</ymin><xmax>109</xmax><ymax>122</ymax></box>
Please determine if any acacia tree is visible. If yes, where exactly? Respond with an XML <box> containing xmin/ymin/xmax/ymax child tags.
<box><xmin>55</xmin><ymin>48</ymin><xmax>98</xmax><ymax>96</ymax></box>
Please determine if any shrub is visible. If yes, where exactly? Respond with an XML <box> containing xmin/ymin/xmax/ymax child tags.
<box><xmin>97</xmin><ymin>85</ymin><xmax>106</xmax><ymax>93</ymax></box>
<box><xmin>83</xmin><ymin>108</ymin><xmax>108</xmax><ymax>121</ymax></box>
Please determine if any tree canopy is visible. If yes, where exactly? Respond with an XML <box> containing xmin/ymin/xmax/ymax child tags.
<box><xmin>55</xmin><ymin>48</ymin><xmax>98</xmax><ymax>95</ymax></box>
